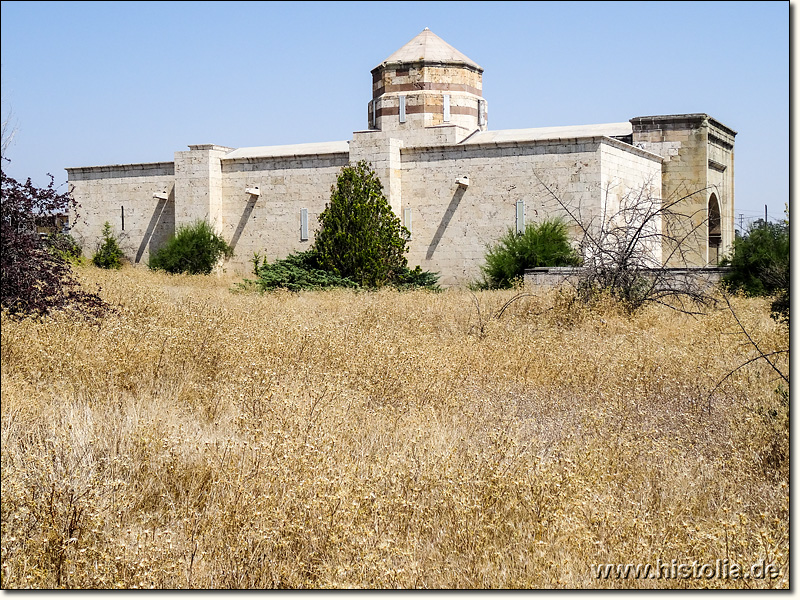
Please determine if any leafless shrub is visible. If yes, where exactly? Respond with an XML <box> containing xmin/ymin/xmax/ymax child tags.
<box><xmin>534</xmin><ymin>172</ymin><xmax>719</xmax><ymax>314</ymax></box>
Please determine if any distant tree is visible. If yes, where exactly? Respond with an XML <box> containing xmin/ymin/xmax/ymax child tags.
<box><xmin>478</xmin><ymin>219</ymin><xmax>580</xmax><ymax>289</ymax></box>
<box><xmin>721</xmin><ymin>216</ymin><xmax>789</xmax><ymax>324</ymax></box>
<box><xmin>148</xmin><ymin>219</ymin><xmax>233</xmax><ymax>275</ymax></box>
<box><xmin>1</xmin><ymin>167</ymin><xmax>105</xmax><ymax>317</ymax></box>
<box><xmin>314</xmin><ymin>161</ymin><xmax>410</xmax><ymax>288</ymax></box>
<box><xmin>91</xmin><ymin>222</ymin><xmax>124</xmax><ymax>269</ymax></box>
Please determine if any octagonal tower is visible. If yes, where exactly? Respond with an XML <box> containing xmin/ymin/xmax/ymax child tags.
<box><xmin>368</xmin><ymin>28</ymin><xmax>487</xmax><ymax>137</ymax></box>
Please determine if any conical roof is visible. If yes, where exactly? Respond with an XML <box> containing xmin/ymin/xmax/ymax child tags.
<box><xmin>375</xmin><ymin>28</ymin><xmax>482</xmax><ymax>71</ymax></box>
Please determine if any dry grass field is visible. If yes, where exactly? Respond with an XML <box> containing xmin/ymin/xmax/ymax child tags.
<box><xmin>0</xmin><ymin>266</ymin><xmax>789</xmax><ymax>588</ymax></box>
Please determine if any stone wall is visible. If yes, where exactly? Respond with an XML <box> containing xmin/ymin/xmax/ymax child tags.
<box><xmin>631</xmin><ymin>114</ymin><xmax>736</xmax><ymax>267</ymax></box>
<box><xmin>66</xmin><ymin>134</ymin><xmax>667</xmax><ymax>284</ymax></box>
<box><xmin>350</xmin><ymin>131</ymin><xmax>404</xmax><ymax>215</ymax></box>
<box><xmin>400</xmin><ymin>136</ymin><xmax>661</xmax><ymax>286</ymax></box>
<box><xmin>524</xmin><ymin>266</ymin><xmax>728</xmax><ymax>292</ymax></box>
<box><xmin>174</xmin><ymin>145</ymin><xmax>232</xmax><ymax>233</ymax></box>
<box><xmin>598</xmin><ymin>141</ymin><xmax>664</xmax><ymax>265</ymax></box>
<box><xmin>66</xmin><ymin>162</ymin><xmax>176</xmax><ymax>265</ymax></box>
<box><xmin>219</xmin><ymin>151</ymin><xmax>349</xmax><ymax>271</ymax></box>
<box><xmin>371</xmin><ymin>64</ymin><xmax>486</xmax><ymax>133</ymax></box>
<box><xmin>706</xmin><ymin>118</ymin><xmax>736</xmax><ymax>263</ymax></box>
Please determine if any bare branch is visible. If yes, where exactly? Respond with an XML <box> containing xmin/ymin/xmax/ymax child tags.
<box><xmin>1</xmin><ymin>106</ymin><xmax>18</xmax><ymax>161</ymax></box>
<box><xmin>530</xmin><ymin>168</ymin><xmax>721</xmax><ymax>314</ymax></box>
<box><xmin>721</xmin><ymin>294</ymin><xmax>789</xmax><ymax>385</ymax></box>
<box><xmin>706</xmin><ymin>349</ymin><xmax>789</xmax><ymax>406</ymax></box>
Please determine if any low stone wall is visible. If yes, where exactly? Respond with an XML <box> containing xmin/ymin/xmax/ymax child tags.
<box><xmin>524</xmin><ymin>267</ymin><xmax>583</xmax><ymax>288</ymax></box>
<box><xmin>524</xmin><ymin>266</ymin><xmax>730</xmax><ymax>290</ymax></box>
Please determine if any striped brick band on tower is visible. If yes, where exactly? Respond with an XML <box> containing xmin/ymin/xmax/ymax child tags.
<box><xmin>368</xmin><ymin>28</ymin><xmax>488</xmax><ymax>134</ymax></box>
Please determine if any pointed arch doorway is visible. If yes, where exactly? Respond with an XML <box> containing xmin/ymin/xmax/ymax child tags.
<box><xmin>708</xmin><ymin>194</ymin><xmax>722</xmax><ymax>265</ymax></box>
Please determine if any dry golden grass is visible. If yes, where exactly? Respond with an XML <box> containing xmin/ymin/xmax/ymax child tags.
<box><xmin>1</xmin><ymin>266</ymin><xmax>789</xmax><ymax>588</ymax></box>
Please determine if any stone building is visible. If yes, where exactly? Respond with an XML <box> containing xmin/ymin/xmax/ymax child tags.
<box><xmin>67</xmin><ymin>28</ymin><xmax>736</xmax><ymax>286</ymax></box>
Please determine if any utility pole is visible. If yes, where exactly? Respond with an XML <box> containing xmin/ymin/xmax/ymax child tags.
<box><xmin>765</xmin><ymin>204</ymin><xmax>768</xmax><ymax>224</ymax></box>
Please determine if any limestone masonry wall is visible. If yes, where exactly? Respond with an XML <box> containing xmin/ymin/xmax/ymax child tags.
<box><xmin>632</xmin><ymin>115</ymin><xmax>735</xmax><ymax>266</ymax></box>
<box><xmin>400</xmin><ymin>138</ymin><xmax>658</xmax><ymax>286</ymax></box>
<box><xmin>174</xmin><ymin>145</ymin><xmax>232</xmax><ymax>232</ymax></box>
<box><xmin>219</xmin><ymin>152</ymin><xmax>349</xmax><ymax>272</ymax></box>
<box><xmin>371</xmin><ymin>64</ymin><xmax>486</xmax><ymax>133</ymax></box>
<box><xmin>67</xmin><ymin>162</ymin><xmax>175</xmax><ymax>265</ymax></box>
<box><xmin>706</xmin><ymin>119</ymin><xmax>736</xmax><ymax>263</ymax></box>
<box><xmin>598</xmin><ymin>142</ymin><xmax>664</xmax><ymax>265</ymax></box>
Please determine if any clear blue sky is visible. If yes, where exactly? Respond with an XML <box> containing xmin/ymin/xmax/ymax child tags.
<box><xmin>1</xmin><ymin>0</ymin><xmax>789</xmax><ymax>226</ymax></box>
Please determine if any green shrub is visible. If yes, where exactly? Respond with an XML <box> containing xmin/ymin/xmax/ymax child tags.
<box><xmin>393</xmin><ymin>265</ymin><xmax>441</xmax><ymax>291</ymax></box>
<box><xmin>92</xmin><ymin>222</ymin><xmax>124</xmax><ymax>270</ymax></box>
<box><xmin>478</xmin><ymin>219</ymin><xmax>580</xmax><ymax>289</ymax></box>
<box><xmin>243</xmin><ymin>250</ymin><xmax>440</xmax><ymax>293</ymax></box>
<box><xmin>721</xmin><ymin>218</ymin><xmax>789</xmax><ymax>324</ymax></box>
<box><xmin>149</xmin><ymin>220</ymin><xmax>233</xmax><ymax>275</ymax></box>
<box><xmin>46</xmin><ymin>232</ymin><xmax>83</xmax><ymax>262</ymax></box>
<box><xmin>314</xmin><ymin>161</ymin><xmax>409</xmax><ymax>288</ymax></box>
<box><xmin>245</xmin><ymin>250</ymin><xmax>359</xmax><ymax>292</ymax></box>
<box><xmin>242</xmin><ymin>162</ymin><xmax>439</xmax><ymax>293</ymax></box>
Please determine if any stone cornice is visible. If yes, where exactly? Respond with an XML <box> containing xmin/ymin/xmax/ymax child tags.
<box><xmin>66</xmin><ymin>161</ymin><xmax>175</xmax><ymax>174</ymax></box>
<box><xmin>402</xmin><ymin>135</ymin><xmax>663</xmax><ymax>162</ymax></box>
<box><xmin>221</xmin><ymin>151</ymin><xmax>349</xmax><ymax>165</ymax></box>
<box><xmin>708</xmin><ymin>159</ymin><xmax>728</xmax><ymax>172</ymax></box>
<box><xmin>708</xmin><ymin>118</ymin><xmax>737</xmax><ymax>137</ymax></box>
<box><xmin>372</xmin><ymin>60</ymin><xmax>484</xmax><ymax>76</ymax></box>
<box><xmin>708</xmin><ymin>133</ymin><xmax>734</xmax><ymax>151</ymax></box>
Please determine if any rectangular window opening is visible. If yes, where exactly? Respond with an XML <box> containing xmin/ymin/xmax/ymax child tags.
<box><xmin>399</xmin><ymin>95</ymin><xmax>406</xmax><ymax>123</ymax></box>
<box><xmin>516</xmin><ymin>200</ymin><xmax>525</xmax><ymax>234</ymax></box>
<box><xmin>300</xmin><ymin>208</ymin><xmax>309</xmax><ymax>241</ymax></box>
<box><xmin>443</xmin><ymin>94</ymin><xmax>450</xmax><ymax>123</ymax></box>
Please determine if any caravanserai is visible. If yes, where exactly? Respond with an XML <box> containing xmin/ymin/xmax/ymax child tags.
<box><xmin>67</xmin><ymin>28</ymin><xmax>735</xmax><ymax>285</ymax></box>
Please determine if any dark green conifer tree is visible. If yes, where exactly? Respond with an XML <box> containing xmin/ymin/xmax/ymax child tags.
<box><xmin>314</xmin><ymin>161</ymin><xmax>409</xmax><ymax>288</ymax></box>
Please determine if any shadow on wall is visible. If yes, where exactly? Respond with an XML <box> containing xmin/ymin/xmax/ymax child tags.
<box><xmin>229</xmin><ymin>196</ymin><xmax>259</xmax><ymax>253</ymax></box>
<box><xmin>426</xmin><ymin>186</ymin><xmax>465</xmax><ymax>260</ymax></box>
<box><xmin>135</xmin><ymin>190</ymin><xmax>176</xmax><ymax>264</ymax></box>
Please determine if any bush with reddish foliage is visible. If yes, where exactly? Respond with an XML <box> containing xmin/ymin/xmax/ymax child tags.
<box><xmin>1</xmin><ymin>167</ymin><xmax>105</xmax><ymax>317</ymax></box>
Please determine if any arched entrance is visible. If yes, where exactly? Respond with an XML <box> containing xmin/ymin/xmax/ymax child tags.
<box><xmin>708</xmin><ymin>194</ymin><xmax>722</xmax><ymax>265</ymax></box>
